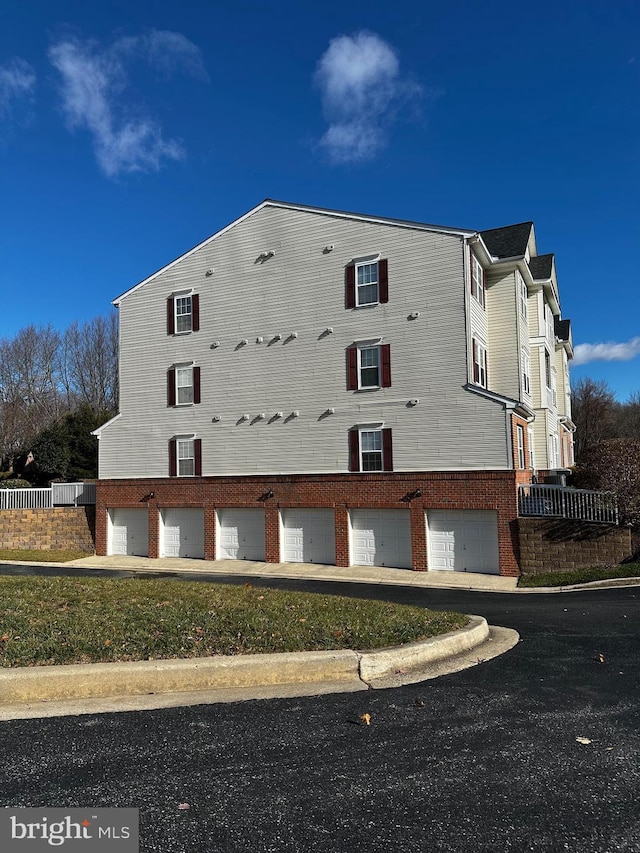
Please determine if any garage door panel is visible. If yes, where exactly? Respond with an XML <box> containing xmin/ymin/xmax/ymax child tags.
<box><xmin>350</xmin><ymin>509</ymin><xmax>412</xmax><ymax>569</ymax></box>
<box><xmin>217</xmin><ymin>509</ymin><xmax>265</xmax><ymax>561</ymax></box>
<box><xmin>427</xmin><ymin>510</ymin><xmax>499</xmax><ymax>574</ymax></box>
<box><xmin>281</xmin><ymin>509</ymin><xmax>335</xmax><ymax>565</ymax></box>
<box><xmin>161</xmin><ymin>508</ymin><xmax>204</xmax><ymax>559</ymax></box>
<box><xmin>109</xmin><ymin>508</ymin><xmax>149</xmax><ymax>557</ymax></box>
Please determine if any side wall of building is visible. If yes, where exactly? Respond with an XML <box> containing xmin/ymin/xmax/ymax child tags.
<box><xmin>98</xmin><ymin>206</ymin><xmax>512</xmax><ymax>478</ymax></box>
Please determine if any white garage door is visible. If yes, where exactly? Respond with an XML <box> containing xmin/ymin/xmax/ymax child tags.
<box><xmin>161</xmin><ymin>508</ymin><xmax>204</xmax><ymax>559</ymax></box>
<box><xmin>281</xmin><ymin>509</ymin><xmax>336</xmax><ymax>565</ymax></box>
<box><xmin>350</xmin><ymin>509</ymin><xmax>412</xmax><ymax>569</ymax></box>
<box><xmin>217</xmin><ymin>509</ymin><xmax>265</xmax><ymax>561</ymax></box>
<box><xmin>109</xmin><ymin>508</ymin><xmax>149</xmax><ymax>557</ymax></box>
<box><xmin>427</xmin><ymin>510</ymin><xmax>499</xmax><ymax>574</ymax></box>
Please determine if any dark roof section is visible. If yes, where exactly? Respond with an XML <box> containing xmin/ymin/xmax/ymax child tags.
<box><xmin>529</xmin><ymin>253</ymin><xmax>554</xmax><ymax>280</ymax></box>
<box><xmin>555</xmin><ymin>318</ymin><xmax>571</xmax><ymax>341</ymax></box>
<box><xmin>480</xmin><ymin>222</ymin><xmax>533</xmax><ymax>258</ymax></box>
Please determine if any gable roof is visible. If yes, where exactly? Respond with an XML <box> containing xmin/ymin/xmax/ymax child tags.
<box><xmin>113</xmin><ymin>199</ymin><xmax>476</xmax><ymax>305</ymax></box>
<box><xmin>529</xmin><ymin>253</ymin><xmax>554</xmax><ymax>280</ymax></box>
<box><xmin>480</xmin><ymin>222</ymin><xmax>534</xmax><ymax>259</ymax></box>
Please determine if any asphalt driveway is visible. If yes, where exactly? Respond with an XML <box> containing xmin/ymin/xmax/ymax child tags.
<box><xmin>0</xmin><ymin>571</ymin><xmax>638</xmax><ymax>853</ymax></box>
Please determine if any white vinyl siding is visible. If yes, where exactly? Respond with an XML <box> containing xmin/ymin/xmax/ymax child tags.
<box><xmin>99</xmin><ymin>206</ymin><xmax>512</xmax><ymax>478</ymax></box>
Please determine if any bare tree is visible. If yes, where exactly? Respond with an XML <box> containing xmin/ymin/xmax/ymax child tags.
<box><xmin>61</xmin><ymin>313</ymin><xmax>118</xmax><ymax>415</ymax></box>
<box><xmin>0</xmin><ymin>325</ymin><xmax>65</xmax><ymax>467</ymax></box>
<box><xmin>571</xmin><ymin>377</ymin><xmax>618</xmax><ymax>462</ymax></box>
<box><xmin>616</xmin><ymin>391</ymin><xmax>640</xmax><ymax>441</ymax></box>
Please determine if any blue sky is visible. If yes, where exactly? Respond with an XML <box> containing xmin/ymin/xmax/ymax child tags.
<box><xmin>1</xmin><ymin>0</ymin><xmax>638</xmax><ymax>400</ymax></box>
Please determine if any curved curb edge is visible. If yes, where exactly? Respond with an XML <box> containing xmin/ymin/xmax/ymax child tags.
<box><xmin>0</xmin><ymin>616</ymin><xmax>518</xmax><ymax>720</ymax></box>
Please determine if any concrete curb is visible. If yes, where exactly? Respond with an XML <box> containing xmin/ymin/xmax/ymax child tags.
<box><xmin>358</xmin><ymin>615</ymin><xmax>489</xmax><ymax>683</ymax></box>
<box><xmin>0</xmin><ymin>617</ymin><xmax>490</xmax><ymax>706</ymax></box>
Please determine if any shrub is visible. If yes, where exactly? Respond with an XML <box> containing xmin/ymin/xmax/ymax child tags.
<box><xmin>0</xmin><ymin>479</ymin><xmax>32</xmax><ymax>489</ymax></box>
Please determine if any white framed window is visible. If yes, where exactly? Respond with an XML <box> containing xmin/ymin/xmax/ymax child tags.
<box><xmin>358</xmin><ymin>346</ymin><xmax>380</xmax><ymax>388</ymax></box>
<box><xmin>519</xmin><ymin>273</ymin><xmax>528</xmax><ymax>321</ymax></box>
<box><xmin>177</xmin><ymin>436</ymin><xmax>195</xmax><ymax>476</ymax></box>
<box><xmin>544</xmin><ymin>303</ymin><xmax>554</xmax><ymax>343</ymax></box>
<box><xmin>356</xmin><ymin>261</ymin><xmax>379</xmax><ymax>306</ymax></box>
<box><xmin>175</xmin><ymin>365</ymin><xmax>194</xmax><ymax>405</ymax></box>
<box><xmin>521</xmin><ymin>349</ymin><xmax>530</xmax><ymax>396</ymax></box>
<box><xmin>471</xmin><ymin>254</ymin><xmax>485</xmax><ymax>308</ymax></box>
<box><xmin>360</xmin><ymin>429</ymin><xmax>383</xmax><ymax>471</ymax></box>
<box><xmin>472</xmin><ymin>339</ymin><xmax>487</xmax><ymax>388</ymax></box>
<box><xmin>175</xmin><ymin>294</ymin><xmax>193</xmax><ymax>333</ymax></box>
<box><xmin>516</xmin><ymin>425</ymin><xmax>526</xmax><ymax>469</ymax></box>
<box><xmin>528</xmin><ymin>425</ymin><xmax>535</xmax><ymax>469</ymax></box>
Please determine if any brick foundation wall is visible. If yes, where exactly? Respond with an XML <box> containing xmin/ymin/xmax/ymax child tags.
<box><xmin>0</xmin><ymin>507</ymin><xmax>96</xmax><ymax>552</ymax></box>
<box><xmin>96</xmin><ymin>471</ymin><xmax>522</xmax><ymax>576</ymax></box>
<box><xmin>518</xmin><ymin>518</ymin><xmax>632</xmax><ymax>574</ymax></box>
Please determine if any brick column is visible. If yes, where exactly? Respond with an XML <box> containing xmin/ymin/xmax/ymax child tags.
<box><xmin>264</xmin><ymin>504</ymin><xmax>280</xmax><ymax>563</ymax></box>
<box><xmin>148</xmin><ymin>504</ymin><xmax>160</xmax><ymax>558</ymax></box>
<box><xmin>334</xmin><ymin>506</ymin><xmax>350</xmax><ymax>567</ymax></box>
<box><xmin>95</xmin><ymin>502</ymin><xmax>108</xmax><ymax>556</ymax></box>
<box><xmin>410</xmin><ymin>502</ymin><xmax>428</xmax><ymax>571</ymax></box>
<box><xmin>204</xmin><ymin>506</ymin><xmax>217</xmax><ymax>561</ymax></box>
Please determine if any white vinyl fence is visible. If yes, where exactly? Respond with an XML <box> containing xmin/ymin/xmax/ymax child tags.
<box><xmin>0</xmin><ymin>483</ymin><xmax>96</xmax><ymax>510</ymax></box>
<box><xmin>0</xmin><ymin>489</ymin><xmax>52</xmax><ymax>509</ymax></box>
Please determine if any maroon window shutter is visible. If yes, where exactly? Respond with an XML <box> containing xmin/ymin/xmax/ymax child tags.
<box><xmin>193</xmin><ymin>366</ymin><xmax>201</xmax><ymax>404</ymax></box>
<box><xmin>381</xmin><ymin>344</ymin><xmax>391</xmax><ymax>387</ymax></box>
<box><xmin>378</xmin><ymin>259</ymin><xmax>389</xmax><ymax>303</ymax></box>
<box><xmin>382</xmin><ymin>428</ymin><xmax>393</xmax><ymax>471</ymax></box>
<box><xmin>194</xmin><ymin>438</ymin><xmax>202</xmax><ymax>475</ymax></box>
<box><xmin>192</xmin><ymin>294</ymin><xmax>200</xmax><ymax>332</ymax></box>
<box><xmin>167</xmin><ymin>368</ymin><xmax>176</xmax><ymax>406</ymax></box>
<box><xmin>345</xmin><ymin>265</ymin><xmax>356</xmax><ymax>308</ymax></box>
<box><xmin>348</xmin><ymin>429</ymin><xmax>360</xmax><ymax>472</ymax></box>
<box><xmin>167</xmin><ymin>298</ymin><xmax>175</xmax><ymax>335</ymax></box>
<box><xmin>347</xmin><ymin>347</ymin><xmax>358</xmax><ymax>390</ymax></box>
<box><xmin>472</xmin><ymin>339</ymin><xmax>479</xmax><ymax>383</ymax></box>
<box><xmin>169</xmin><ymin>439</ymin><xmax>177</xmax><ymax>476</ymax></box>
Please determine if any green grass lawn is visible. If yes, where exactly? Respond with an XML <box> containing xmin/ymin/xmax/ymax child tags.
<box><xmin>0</xmin><ymin>549</ymin><xmax>90</xmax><ymax>563</ymax></box>
<box><xmin>0</xmin><ymin>575</ymin><xmax>467</xmax><ymax>667</ymax></box>
<box><xmin>518</xmin><ymin>562</ymin><xmax>640</xmax><ymax>588</ymax></box>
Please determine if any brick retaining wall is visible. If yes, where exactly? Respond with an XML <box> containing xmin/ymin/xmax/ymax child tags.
<box><xmin>518</xmin><ymin>517</ymin><xmax>632</xmax><ymax>574</ymax></box>
<box><xmin>0</xmin><ymin>507</ymin><xmax>96</xmax><ymax>553</ymax></box>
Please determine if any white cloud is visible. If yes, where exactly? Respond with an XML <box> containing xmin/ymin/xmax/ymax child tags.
<box><xmin>49</xmin><ymin>31</ymin><xmax>207</xmax><ymax>177</ymax></box>
<box><xmin>314</xmin><ymin>31</ymin><xmax>419</xmax><ymax>164</ymax></box>
<box><xmin>0</xmin><ymin>57</ymin><xmax>36</xmax><ymax>117</ymax></box>
<box><xmin>572</xmin><ymin>337</ymin><xmax>640</xmax><ymax>366</ymax></box>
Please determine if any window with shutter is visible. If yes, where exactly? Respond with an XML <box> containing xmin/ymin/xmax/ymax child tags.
<box><xmin>346</xmin><ymin>257</ymin><xmax>389</xmax><ymax>308</ymax></box>
<box><xmin>346</xmin><ymin>343</ymin><xmax>391</xmax><ymax>390</ymax></box>
<box><xmin>168</xmin><ymin>364</ymin><xmax>200</xmax><ymax>406</ymax></box>
<box><xmin>349</xmin><ymin>427</ymin><xmax>393</xmax><ymax>472</ymax></box>
<box><xmin>167</xmin><ymin>291</ymin><xmax>199</xmax><ymax>334</ymax></box>
<box><xmin>170</xmin><ymin>435</ymin><xmax>198</xmax><ymax>476</ymax></box>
